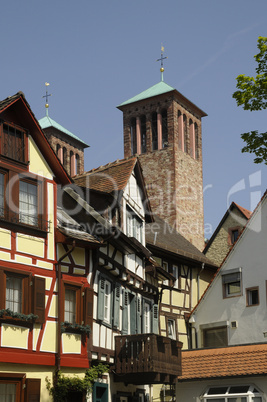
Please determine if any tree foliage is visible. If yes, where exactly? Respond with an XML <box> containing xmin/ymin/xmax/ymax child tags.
<box><xmin>233</xmin><ymin>36</ymin><xmax>267</xmax><ymax>164</ymax></box>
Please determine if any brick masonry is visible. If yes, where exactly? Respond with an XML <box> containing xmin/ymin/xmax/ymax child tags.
<box><xmin>43</xmin><ymin>127</ymin><xmax>85</xmax><ymax>176</ymax></box>
<box><xmin>120</xmin><ymin>91</ymin><xmax>205</xmax><ymax>250</ymax></box>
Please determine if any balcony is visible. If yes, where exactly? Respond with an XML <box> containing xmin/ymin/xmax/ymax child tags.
<box><xmin>114</xmin><ymin>334</ymin><xmax>182</xmax><ymax>385</ymax></box>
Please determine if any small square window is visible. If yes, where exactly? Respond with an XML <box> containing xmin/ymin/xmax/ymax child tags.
<box><xmin>246</xmin><ymin>287</ymin><xmax>259</xmax><ymax>306</ymax></box>
<box><xmin>222</xmin><ymin>271</ymin><xmax>242</xmax><ymax>298</ymax></box>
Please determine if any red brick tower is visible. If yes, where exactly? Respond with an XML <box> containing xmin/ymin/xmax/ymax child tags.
<box><xmin>117</xmin><ymin>69</ymin><xmax>207</xmax><ymax>250</ymax></box>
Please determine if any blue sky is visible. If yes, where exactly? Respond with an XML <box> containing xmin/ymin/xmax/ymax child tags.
<box><xmin>1</xmin><ymin>0</ymin><xmax>267</xmax><ymax>237</ymax></box>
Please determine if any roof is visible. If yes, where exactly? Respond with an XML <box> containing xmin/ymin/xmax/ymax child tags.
<box><xmin>74</xmin><ymin>157</ymin><xmax>137</xmax><ymax>193</ymax></box>
<box><xmin>203</xmin><ymin>202</ymin><xmax>251</xmax><ymax>254</ymax></box>
<box><xmin>179</xmin><ymin>343</ymin><xmax>267</xmax><ymax>381</ymax></box>
<box><xmin>117</xmin><ymin>81</ymin><xmax>175</xmax><ymax>107</ymax></box>
<box><xmin>146</xmin><ymin>215</ymin><xmax>217</xmax><ymax>268</ymax></box>
<box><xmin>57</xmin><ymin>207</ymin><xmax>100</xmax><ymax>244</ymax></box>
<box><xmin>39</xmin><ymin>115</ymin><xmax>89</xmax><ymax>147</ymax></box>
<box><xmin>0</xmin><ymin>92</ymin><xmax>71</xmax><ymax>185</ymax></box>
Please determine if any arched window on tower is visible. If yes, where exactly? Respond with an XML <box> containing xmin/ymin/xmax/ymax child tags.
<box><xmin>162</xmin><ymin>109</ymin><xmax>168</xmax><ymax>148</ymax></box>
<box><xmin>189</xmin><ymin>119</ymin><xmax>195</xmax><ymax>158</ymax></box>
<box><xmin>183</xmin><ymin>115</ymin><xmax>188</xmax><ymax>153</ymax></box>
<box><xmin>56</xmin><ymin>144</ymin><xmax>63</xmax><ymax>163</ymax></box>
<box><xmin>178</xmin><ymin>110</ymin><xmax>183</xmax><ymax>150</ymax></box>
<box><xmin>152</xmin><ymin>112</ymin><xmax>158</xmax><ymax>151</ymax></box>
<box><xmin>70</xmin><ymin>150</ymin><xmax>75</xmax><ymax>176</ymax></box>
<box><xmin>130</xmin><ymin>118</ymin><xmax>137</xmax><ymax>155</ymax></box>
<box><xmin>194</xmin><ymin>123</ymin><xmax>199</xmax><ymax>159</ymax></box>
<box><xmin>63</xmin><ymin>147</ymin><xmax>67</xmax><ymax>169</ymax></box>
<box><xmin>76</xmin><ymin>154</ymin><xmax>80</xmax><ymax>174</ymax></box>
<box><xmin>141</xmin><ymin>115</ymin><xmax>146</xmax><ymax>153</ymax></box>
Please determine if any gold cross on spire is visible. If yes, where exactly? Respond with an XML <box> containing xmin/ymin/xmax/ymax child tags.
<box><xmin>156</xmin><ymin>45</ymin><xmax>168</xmax><ymax>81</ymax></box>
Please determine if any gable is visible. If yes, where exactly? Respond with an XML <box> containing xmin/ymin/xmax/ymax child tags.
<box><xmin>0</xmin><ymin>93</ymin><xmax>71</xmax><ymax>185</ymax></box>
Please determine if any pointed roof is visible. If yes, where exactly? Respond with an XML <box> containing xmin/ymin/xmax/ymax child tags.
<box><xmin>73</xmin><ymin>156</ymin><xmax>153</xmax><ymax>222</ymax></box>
<box><xmin>117</xmin><ymin>80</ymin><xmax>207</xmax><ymax>117</ymax></box>
<box><xmin>39</xmin><ymin>115</ymin><xmax>89</xmax><ymax>148</ymax></box>
<box><xmin>0</xmin><ymin>92</ymin><xmax>71</xmax><ymax>185</ymax></box>
<box><xmin>179</xmin><ymin>343</ymin><xmax>267</xmax><ymax>381</ymax></box>
<box><xmin>117</xmin><ymin>81</ymin><xmax>175</xmax><ymax>107</ymax></box>
<box><xmin>74</xmin><ymin>157</ymin><xmax>137</xmax><ymax>193</ymax></box>
<box><xmin>203</xmin><ymin>202</ymin><xmax>251</xmax><ymax>254</ymax></box>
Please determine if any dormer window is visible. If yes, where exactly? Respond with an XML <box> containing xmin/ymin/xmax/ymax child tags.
<box><xmin>1</xmin><ymin>122</ymin><xmax>28</xmax><ymax>163</ymax></box>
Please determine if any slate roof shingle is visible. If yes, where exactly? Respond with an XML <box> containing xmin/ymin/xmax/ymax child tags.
<box><xmin>179</xmin><ymin>343</ymin><xmax>267</xmax><ymax>381</ymax></box>
<box><xmin>146</xmin><ymin>215</ymin><xmax>217</xmax><ymax>267</ymax></box>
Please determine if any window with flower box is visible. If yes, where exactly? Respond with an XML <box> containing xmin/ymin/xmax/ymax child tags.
<box><xmin>62</xmin><ymin>283</ymin><xmax>93</xmax><ymax>330</ymax></box>
<box><xmin>0</xmin><ymin>268</ymin><xmax>45</xmax><ymax>324</ymax></box>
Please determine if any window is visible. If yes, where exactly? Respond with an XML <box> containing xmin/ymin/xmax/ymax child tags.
<box><xmin>130</xmin><ymin>118</ymin><xmax>137</xmax><ymax>155</ymax></box>
<box><xmin>0</xmin><ymin>375</ymin><xmax>41</xmax><ymax>402</ymax></box>
<box><xmin>75</xmin><ymin>154</ymin><xmax>80</xmax><ymax>174</ymax></box>
<box><xmin>246</xmin><ymin>287</ymin><xmax>259</xmax><ymax>306</ymax></box>
<box><xmin>64</xmin><ymin>288</ymin><xmax>77</xmax><ymax>324</ymax></box>
<box><xmin>0</xmin><ymin>172</ymin><xmax>5</xmax><ymax>216</ymax></box>
<box><xmin>1</xmin><ymin>122</ymin><xmax>27</xmax><ymax>163</ymax></box>
<box><xmin>63</xmin><ymin>147</ymin><xmax>67</xmax><ymax>168</ymax></box>
<box><xmin>126</xmin><ymin>207</ymin><xmax>143</xmax><ymax>243</ymax></box>
<box><xmin>202</xmin><ymin>385</ymin><xmax>262</xmax><ymax>402</ymax></box>
<box><xmin>222</xmin><ymin>270</ymin><xmax>242</xmax><ymax>298</ymax></box>
<box><xmin>63</xmin><ymin>284</ymin><xmax>93</xmax><ymax>327</ymax></box>
<box><xmin>6</xmin><ymin>275</ymin><xmax>22</xmax><ymax>313</ymax></box>
<box><xmin>0</xmin><ymin>270</ymin><xmax>45</xmax><ymax>324</ymax></box>
<box><xmin>19</xmin><ymin>180</ymin><xmax>38</xmax><ymax>227</ymax></box>
<box><xmin>194</xmin><ymin>123</ymin><xmax>199</xmax><ymax>159</ymax></box>
<box><xmin>140</xmin><ymin>115</ymin><xmax>146</xmax><ymax>153</ymax></box>
<box><xmin>152</xmin><ymin>112</ymin><xmax>158</xmax><ymax>151</ymax></box>
<box><xmin>162</xmin><ymin>109</ymin><xmax>168</xmax><ymax>148</ymax></box>
<box><xmin>143</xmin><ymin>301</ymin><xmax>151</xmax><ymax>333</ymax></box>
<box><xmin>202</xmin><ymin>326</ymin><xmax>228</xmax><ymax>348</ymax></box>
<box><xmin>172</xmin><ymin>265</ymin><xmax>179</xmax><ymax>289</ymax></box>
<box><xmin>183</xmin><ymin>115</ymin><xmax>188</xmax><ymax>153</ymax></box>
<box><xmin>167</xmin><ymin>318</ymin><xmax>176</xmax><ymax>339</ymax></box>
<box><xmin>97</xmin><ymin>276</ymin><xmax>113</xmax><ymax>325</ymax></box>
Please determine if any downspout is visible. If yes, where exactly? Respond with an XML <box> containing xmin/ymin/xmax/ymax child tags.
<box><xmin>197</xmin><ymin>262</ymin><xmax>205</xmax><ymax>301</ymax></box>
<box><xmin>55</xmin><ymin>240</ymin><xmax>76</xmax><ymax>375</ymax></box>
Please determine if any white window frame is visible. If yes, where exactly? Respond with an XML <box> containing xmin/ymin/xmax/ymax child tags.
<box><xmin>167</xmin><ymin>318</ymin><xmax>176</xmax><ymax>339</ymax></box>
<box><xmin>202</xmin><ymin>384</ymin><xmax>263</xmax><ymax>401</ymax></box>
<box><xmin>144</xmin><ymin>301</ymin><xmax>151</xmax><ymax>333</ymax></box>
<box><xmin>104</xmin><ymin>280</ymin><xmax>111</xmax><ymax>324</ymax></box>
<box><xmin>126</xmin><ymin>206</ymin><xmax>143</xmax><ymax>244</ymax></box>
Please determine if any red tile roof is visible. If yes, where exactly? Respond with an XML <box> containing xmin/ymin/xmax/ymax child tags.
<box><xmin>73</xmin><ymin>157</ymin><xmax>137</xmax><ymax>194</ymax></box>
<box><xmin>179</xmin><ymin>343</ymin><xmax>267</xmax><ymax>381</ymax></box>
<box><xmin>233</xmin><ymin>202</ymin><xmax>252</xmax><ymax>220</ymax></box>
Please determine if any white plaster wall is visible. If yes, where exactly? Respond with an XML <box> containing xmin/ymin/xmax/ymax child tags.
<box><xmin>191</xmin><ymin>197</ymin><xmax>267</xmax><ymax>346</ymax></box>
<box><xmin>176</xmin><ymin>376</ymin><xmax>267</xmax><ymax>402</ymax></box>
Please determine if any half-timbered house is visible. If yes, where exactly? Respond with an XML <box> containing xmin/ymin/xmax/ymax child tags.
<box><xmin>65</xmin><ymin>158</ymin><xmax>183</xmax><ymax>402</ymax></box>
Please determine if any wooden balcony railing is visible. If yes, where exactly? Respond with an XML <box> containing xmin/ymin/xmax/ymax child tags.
<box><xmin>114</xmin><ymin>333</ymin><xmax>182</xmax><ymax>385</ymax></box>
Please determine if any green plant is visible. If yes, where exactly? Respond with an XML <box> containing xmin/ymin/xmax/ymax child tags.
<box><xmin>46</xmin><ymin>363</ymin><xmax>108</xmax><ymax>402</ymax></box>
<box><xmin>0</xmin><ymin>308</ymin><xmax>38</xmax><ymax>322</ymax></box>
<box><xmin>61</xmin><ymin>321</ymin><xmax>91</xmax><ymax>336</ymax></box>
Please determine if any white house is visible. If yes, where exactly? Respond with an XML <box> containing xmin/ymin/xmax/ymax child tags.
<box><xmin>176</xmin><ymin>190</ymin><xmax>267</xmax><ymax>402</ymax></box>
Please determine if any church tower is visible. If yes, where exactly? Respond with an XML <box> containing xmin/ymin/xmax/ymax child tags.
<box><xmin>117</xmin><ymin>54</ymin><xmax>207</xmax><ymax>250</ymax></box>
<box><xmin>39</xmin><ymin>83</ymin><xmax>89</xmax><ymax>177</ymax></box>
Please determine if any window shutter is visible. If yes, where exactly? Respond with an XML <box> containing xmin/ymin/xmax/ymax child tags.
<box><xmin>152</xmin><ymin>304</ymin><xmax>159</xmax><ymax>334</ymax></box>
<box><xmin>122</xmin><ymin>289</ymin><xmax>128</xmax><ymax>335</ymax></box>
<box><xmin>130</xmin><ymin>295</ymin><xmax>137</xmax><ymax>335</ymax></box>
<box><xmin>136</xmin><ymin>296</ymin><xmax>142</xmax><ymax>334</ymax></box>
<box><xmin>97</xmin><ymin>276</ymin><xmax>105</xmax><ymax>321</ymax></box>
<box><xmin>0</xmin><ymin>270</ymin><xmax>6</xmax><ymax>309</ymax></box>
<box><xmin>113</xmin><ymin>283</ymin><xmax>120</xmax><ymax>328</ymax></box>
<box><xmin>33</xmin><ymin>277</ymin><xmax>45</xmax><ymax>324</ymax></box>
<box><xmin>25</xmin><ymin>378</ymin><xmax>41</xmax><ymax>402</ymax></box>
<box><xmin>84</xmin><ymin>287</ymin><xmax>94</xmax><ymax>326</ymax></box>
